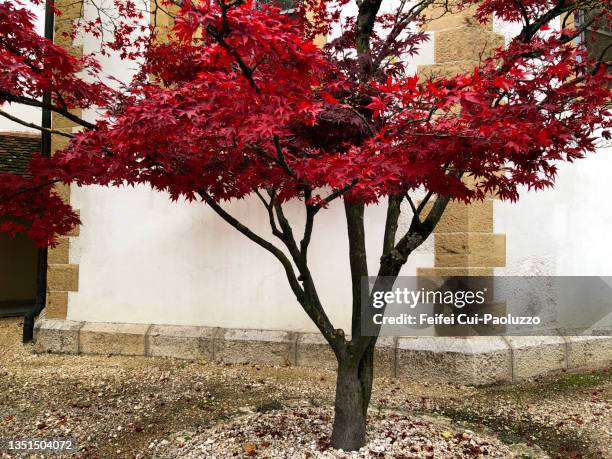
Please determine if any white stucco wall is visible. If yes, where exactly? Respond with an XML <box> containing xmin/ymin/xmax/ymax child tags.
<box><xmin>495</xmin><ymin>144</ymin><xmax>612</xmax><ymax>277</ymax></box>
<box><xmin>67</xmin><ymin>0</ymin><xmax>433</xmax><ymax>332</ymax></box>
<box><xmin>69</xmin><ymin>187</ymin><xmax>433</xmax><ymax>331</ymax></box>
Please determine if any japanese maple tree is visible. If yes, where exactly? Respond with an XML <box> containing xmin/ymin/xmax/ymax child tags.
<box><xmin>1</xmin><ymin>0</ymin><xmax>611</xmax><ymax>450</ymax></box>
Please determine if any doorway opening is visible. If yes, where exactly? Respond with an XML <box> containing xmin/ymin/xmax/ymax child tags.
<box><xmin>0</xmin><ymin>132</ymin><xmax>42</xmax><ymax>318</ymax></box>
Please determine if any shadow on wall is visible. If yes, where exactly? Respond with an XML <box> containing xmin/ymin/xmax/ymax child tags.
<box><xmin>0</xmin><ymin>233</ymin><xmax>37</xmax><ymax>317</ymax></box>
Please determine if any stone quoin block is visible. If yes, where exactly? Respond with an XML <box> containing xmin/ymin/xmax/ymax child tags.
<box><xmin>296</xmin><ymin>333</ymin><xmax>338</xmax><ymax>371</ymax></box>
<box><xmin>422</xmin><ymin>3</ymin><xmax>481</xmax><ymax>32</ymax></box>
<box><xmin>418</xmin><ymin>61</ymin><xmax>479</xmax><ymax>80</ymax></box>
<box><xmin>44</xmin><ymin>291</ymin><xmax>69</xmax><ymax>320</ymax></box>
<box><xmin>47</xmin><ymin>236</ymin><xmax>70</xmax><ymax>264</ymax></box>
<box><xmin>417</xmin><ymin>267</ymin><xmax>494</xmax><ymax>277</ymax></box>
<box><xmin>505</xmin><ymin>336</ymin><xmax>567</xmax><ymax>380</ymax></box>
<box><xmin>428</xmin><ymin>200</ymin><xmax>494</xmax><ymax>234</ymax></box>
<box><xmin>33</xmin><ymin>319</ymin><xmax>83</xmax><ymax>354</ymax></box>
<box><xmin>53</xmin><ymin>183</ymin><xmax>71</xmax><ymax>205</ymax></box>
<box><xmin>49</xmin><ymin>133</ymin><xmax>72</xmax><ymax>155</ymax></box>
<box><xmin>396</xmin><ymin>336</ymin><xmax>512</xmax><ymax>385</ymax></box>
<box><xmin>434</xmin><ymin>233</ymin><xmax>506</xmax><ymax>268</ymax></box>
<box><xmin>53</xmin><ymin>0</ymin><xmax>84</xmax><ymax>52</ymax></box>
<box><xmin>51</xmin><ymin>110</ymin><xmax>83</xmax><ymax>131</ymax></box>
<box><xmin>435</xmin><ymin>27</ymin><xmax>505</xmax><ymax>63</ymax></box>
<box><xmin>79</xmin><ymin>322</ymin><xmax>149</xmax><ymax>356</ymax></box>
<box><xmin>214</xmin><ymin>329</ymin><xmax>297</xmax><ymax>366</ymax></box>
<box><xmin>146</xmin><ymin>325</ymin><xmax>216</xmax><ymax>360</ymax></box>
<box><xmin>47</xmin><ymin>264</ymin><xmax>79</xmax><ymax>292</ymax></box>
<box><xmin>66</xmin><ymin>209</ymin><xmax>80</xmax><ymax>236</ymax></box>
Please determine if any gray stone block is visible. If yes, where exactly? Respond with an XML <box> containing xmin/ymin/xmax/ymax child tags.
<box><xmin>505</xmin><ymin>336</ymin><xmax>567</xmax><ymax>379</ymax></box>
<box><xmin>80</xmin><ymin>322</ymin><xmax>149</xmax><ymax>356</ymax></box>
<box><xmin>32</xmin><ymin>318</ymin><xmax>612</xmax><ymax>386</ymax></box>
<box><xmin>396</xmin><ymin>336</ymin><xmax>511</xmax><ymax>386</ymax></box>
<box><xmin>146</xmin><ymin>325</ymin><xmax>216</xmax><ymax>360</ymax></box>
<box><xmin>566</xmin><ymin>335</ymin><xmax>612</xmax><ymax>370</ymax></box>
<box><xmin>296</xmin><ymin>333</ymin><xmax>338</xmax><ymax>371</ymax></box>
<box><xmin>214</xmin><ymin>328</ymin><xmax>297</xmax><ymax>366</ymax></box>
<box><xmin>33</xmin><ymin>319</ymin><xmax>83</xmax><ymax>354</ymax></box>
<box><xmin>296</xmin><ymin>334</ymin><xmax>395</xmax><ymax>376</ymax></box>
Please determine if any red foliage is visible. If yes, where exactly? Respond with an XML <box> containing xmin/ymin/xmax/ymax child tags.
<box><xmin>1</xmin><ymin>0</ymin><xmax>610</xmax><ymax>245</ymax></box>
<box><xmin>0</xmin><ymin>0</ymin><xmax>112</xmax><ymax>108</ymax></box>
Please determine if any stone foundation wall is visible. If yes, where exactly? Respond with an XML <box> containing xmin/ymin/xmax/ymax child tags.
<box><xmin>34</xmin><ymin>319</ymin><xmax>612</xmax><ymax>386</ymax></box>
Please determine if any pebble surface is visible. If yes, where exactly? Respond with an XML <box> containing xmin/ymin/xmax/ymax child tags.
<box><xmin>153</xmin><ymin>407</ymin><xmax>516</xmax><ymax>458</ymax></box>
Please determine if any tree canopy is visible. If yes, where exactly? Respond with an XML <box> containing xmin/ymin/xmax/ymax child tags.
<box><xmin>0</xmin><ymin>0</ymin><xmax>609</xmax><ymax>247</ymax></box>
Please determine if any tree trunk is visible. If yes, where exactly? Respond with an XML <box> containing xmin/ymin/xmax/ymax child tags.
<box><xmin>331</xmin><ymin>345</ymin><xmax>375</xmax><ymax>450</ymax></box>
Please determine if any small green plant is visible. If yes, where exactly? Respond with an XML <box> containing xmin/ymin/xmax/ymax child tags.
<box><xmin>551</xmin><ymin>372</ymin><xmax>606</xmax><ymax>390</ymax></box>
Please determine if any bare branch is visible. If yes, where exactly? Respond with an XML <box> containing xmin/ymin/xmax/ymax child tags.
<box><xmin>1</xmin><ymin>93</ymin><xmax>97</xmax><ymax>130</ymax></box>
<box><xmin>0</xmin><ymin>109</ymin><xmax>74</xmax><ymax>139</ymax></box>
<box><xmin>382</xmin><ymin>194</ymin><xmax>402</xmax><ymax>256</ymax></box>
<box><xmin>255</xmin><ymin>188</ymin><xmax>284</xmax><ymax>239</ymax></box>
<box><xmin>241</xmin><ymin>188</ymin><xmax>342</xmax><ymax>347</ymax></box>
<box><xmin>415</xmin><ymin>189</ymin><xmax>434</xmax><ymax>215</ymax></box>
<box><xmin>316</xmin><ymin>180</ymin><xmax>359</xmax><ymax>212</ymax></box>
<box><xmin>404</xmin><ymin>193</ymin><xmax>418</xmax><ymax>216</ymax></box>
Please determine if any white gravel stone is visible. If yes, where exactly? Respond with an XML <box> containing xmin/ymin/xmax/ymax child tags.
<box><xmin>154</xmin><ymin>407</ymin><xmax>516</xmax><ymax>458</ymax></box>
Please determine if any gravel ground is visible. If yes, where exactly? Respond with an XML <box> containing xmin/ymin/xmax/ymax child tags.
<box><xmin>0</xmin><ymin>317</ymin><xmax>610</xmax><ymax>458</ymax></box>
<box><xmin>152</xmin><ymin>408</ymin><xmax>516</xmax><ymax>458</ymax></box>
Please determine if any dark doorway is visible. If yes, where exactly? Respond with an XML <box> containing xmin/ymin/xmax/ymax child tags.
<box><xmin>0</xmin><ymin>232</ymin><xmax>38</xmax><ymax>317</ymax></box>
<box><xmin>0</xmin><ymin>132</ymin><xmax>42</xmax><ymax>318</ymax></box>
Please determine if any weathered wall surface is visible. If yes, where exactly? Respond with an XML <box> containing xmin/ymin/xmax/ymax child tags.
<box><xmin>69</xmin><ymin>186</ymin><xmax>433</xmax><ymax>331</ymax></box>
<box><xmin>495</xmin><ymin>144</ymin><xmax>612</xmax><ymax>277</ymax></box>
<box><xmin>492</xmin><ymin>18</ymin><xmax>612</xmax><ymax>277</ymax></box>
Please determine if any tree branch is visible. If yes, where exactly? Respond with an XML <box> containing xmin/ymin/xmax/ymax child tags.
<box><xmin>355</xmin><ymin>0</ymin><xmax>384</xmax><ymax>74</ymax></box>
<box><xmin>316</xmin><ymin>180</ymin><xmax>359</xmax><ymax>212</ymax></box>
<box><xmin>382</xmin><ymin>194</ymin><xmax>402</xmax><ymax>257</ymax></box>
<box><xmin>415</xmin><ymin>189</ymin><xmax>434</xmax><ymax>215</ymax></box>
<box><xmin>199</xmin><ymin>189</ymin><xmax>304</xmax><ymax>300</ymax></box>
<box><xmin>0</xmin><ymin>109</ymin><xmax>74</xmax><ymax>139</ymax></box>
<box><xmin>205</xmin><ymin>188</ymin><xmax>341</xmax><ymax>347</ymax></box>
<box><xmin>344</xmin><ymin>201</ymin><xmax>369</xmax><ymax>342</ymax></box>
<box><xmin>1</xmin><ymin>93</ymin><xmax>97</xmax><ymax>130</ymax></box>
<box><xmin>351</xmin><ymin>193</ymin><xmax>452</xmax><ymax>357</ymax></box>
<box><xmin>255</xmin><ymin>188</ymin><xmax>284</xmax><ymax>239</ymax></box>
